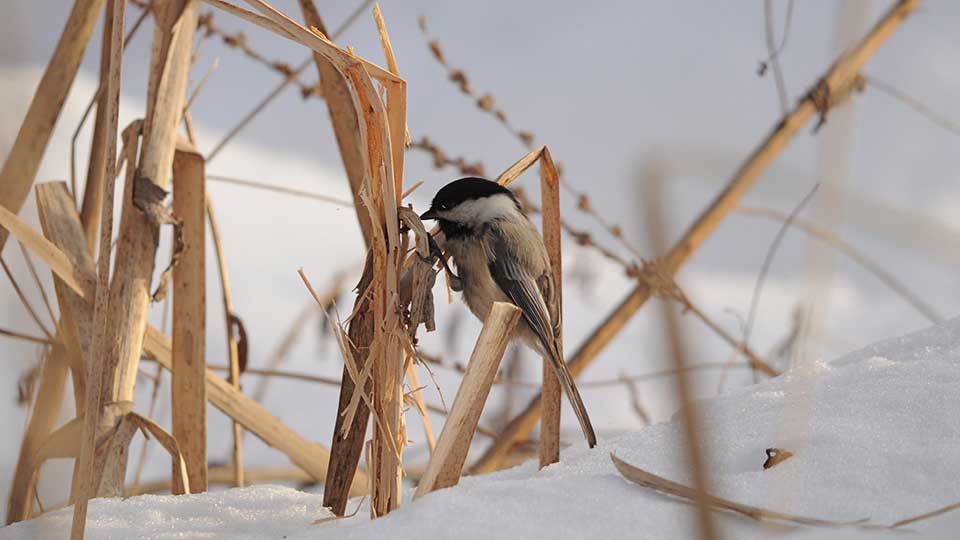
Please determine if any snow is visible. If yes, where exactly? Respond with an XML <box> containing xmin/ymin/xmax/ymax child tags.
<box><xmin>6</xmin><ymin>318</ymin><xmax>960</xmax><ymax>540</ymax></box>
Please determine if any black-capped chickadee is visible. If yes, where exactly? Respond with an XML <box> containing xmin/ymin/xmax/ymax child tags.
<box><xmin>420</xmin><ymin>177</ymin><xmax>597</xmax><ymax>448</ymax></box>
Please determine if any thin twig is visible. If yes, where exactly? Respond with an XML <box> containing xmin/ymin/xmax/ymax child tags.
<box><xmin>1</xmin><ymin>256</ymin><xmax>55</xmax><ymax>340</ymax></box>
<box><xmin>732</xmin><ymin>184</ymin><xmax>819</xmax><ymax>386</ymax></box>
<box><xmin>17</xmin><ymin>242</ymin><xmax>57</xmax><ymax>328</ymax></box>
<box><xmin>206</xmin><ymin>174</ymin><xmax>353</xmax><ymax>206</ymax></box>
<box><xmin>0</xmin><ymin>327</ymin><xmax>56</xmax><ymax>347</ymax></box>
<box><xmin>864</xmin><ymin>75</ymin><xmax>960</xmax><ymax>136</ymax></box>
<box><xmin>737</xmin><ymin>205</ymin><xmax>944</xmax><ymax>324</ymax></box>
<box><xmin>762</xmin><ymin>0</ymin><xmax>792</xmax><ymax>114</ymax></box>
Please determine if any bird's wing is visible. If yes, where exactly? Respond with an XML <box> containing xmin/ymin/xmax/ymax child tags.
<box><xmin>485</xmin><ymin>228</ymin><xmax>556</xmax><ymax>355</ymax></box>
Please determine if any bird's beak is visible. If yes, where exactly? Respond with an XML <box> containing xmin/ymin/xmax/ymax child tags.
<box><xmin>420</xmin><ymin>208</ymin><xmax>438</xmax><ymax>221</ymax></box>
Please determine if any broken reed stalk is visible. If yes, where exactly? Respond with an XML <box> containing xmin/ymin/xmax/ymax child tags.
<box><xmin>415</xmin><ymin>302</ymin><xmax>521</xmax><ymax>499</ymax></box>
<box><xmin>470</xmin><ymin>0</ymin><xmax>920</xmax><ymax>474</ymax></box>
<box><xmin>538</xmin><ymin>149</ymin><xmax>562</xmax><ymax>468</ymax></box>
<box><xmin>171</xmin><ymin>140</ymin><xmax>208</xmax><ymax>494</ymax></box>
<box><xmin>183</xmin><ymin>110</ymin><xmax>246</xmax><ymax>488</ymax></box>
<box><xmin>643</xmin><ymin>174</ymin><xmax>717</xmax><ymax>540</ymax></box>
<box><xmin>0</xmin><ymin>0</ymin><xmax>105</xmax><ymax>250</ymax></box>
<box><xmin>71</xmin><ymin>0</ymin><xmax>127</xmax><ymax>537</ymax></box>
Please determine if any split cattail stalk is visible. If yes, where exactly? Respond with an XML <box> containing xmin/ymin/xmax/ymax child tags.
<box><xmin>415</xmin><ymin>302</ymin><xmax>520</xmax><ymax>499</ymax></box>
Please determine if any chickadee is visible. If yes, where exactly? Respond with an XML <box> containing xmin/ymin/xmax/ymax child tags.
<box><xmin>420</xmin><ymin>177</ymin><xmax>597</xmax><ymax>448</ymax></box>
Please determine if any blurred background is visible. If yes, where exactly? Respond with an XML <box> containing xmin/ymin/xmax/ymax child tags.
<box><xmin>1</xmin><ymin>0</ymin><xmax>959</xmax><ymax>521</ymax></box>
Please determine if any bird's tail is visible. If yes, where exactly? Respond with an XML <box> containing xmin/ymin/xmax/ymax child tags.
<box><xmin>543</xmin><ymin>342</ymin><xmax>597</xmax><ymax>448</ymax></box>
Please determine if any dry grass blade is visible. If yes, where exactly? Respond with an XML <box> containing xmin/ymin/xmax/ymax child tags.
<box><xmin>611</xmin><ymin>454</ymin><xmax>877</xmax><ymax>528</ymax></box>
<box><xmin>0</xmin><ymin>207</ymin><xmax>95</xmax><ymax>302</ymax></box>
<box><xmin>893</xmin><ymin>501</ymin><xmax>960</xmax><ymax>528</ymax></box>
<box><xmin>469</xmin><ymin>0</ymin><xmax>920</xmax><ymax>474</ymax></box>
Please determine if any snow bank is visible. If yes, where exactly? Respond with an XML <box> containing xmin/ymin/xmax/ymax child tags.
<box><xmin>7</xmin><ymin>318</ymin><xmax>960</xmax><ymax>539</ymax></box>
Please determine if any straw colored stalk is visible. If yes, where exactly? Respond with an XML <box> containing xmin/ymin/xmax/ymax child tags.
<box><xmin>183</xmin><ymin>110</ymin><xmax>246</xmax><ymax>488</ymax></box>
<box><xmin>415</xmin><ymin>302</ymin><xmax>520</xmax><ymax>499</ymax></box>
<box><xmin>470</xmin><ymin>0</ymin><xmax>920</xmax><ymax>474</ymax></box>
<box><xmin>0</xmin><ymin>0</ymin><xmax>104</xmax><ymax>250</ymax></box>
<box><xmin>70</xmin><ymin>0</ymin><xmax>128</xmax><ymax>536</ymax></box>
<box><xmin>492</xmin><ymin>145</ymin><xmax>566</xmax><ymax>467</ymax></box>
<box><xmin>171</xmin><ymin>140</ymin><xmax>208</xmax><ymax>494</ymax></box>
<box><xmin>0</xmin><ymin>181</ymin><xmax>369</xmax><ymax>494</ymax></box>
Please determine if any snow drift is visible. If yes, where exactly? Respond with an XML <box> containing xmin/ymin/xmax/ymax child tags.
<box><xmin>6</xmin><ymin>317</ymin><xmax>960</xmax><ymax>539</ymax></box>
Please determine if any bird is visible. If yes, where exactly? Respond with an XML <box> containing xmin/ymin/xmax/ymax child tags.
<box><xmin>420</xmin><ymin>176</ymin><xmax>597</xmax><ymax>448</ymax></box>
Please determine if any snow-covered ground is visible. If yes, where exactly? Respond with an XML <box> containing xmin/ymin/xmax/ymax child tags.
<box><xmin>6</xmin><ymin>318</ymin><xmax>960</xmax><ymax>540</ymax></box>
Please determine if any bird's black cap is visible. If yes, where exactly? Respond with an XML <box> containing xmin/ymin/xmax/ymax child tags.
<box><xmin>420</xmin><ymin>177</ymin><xmax>514</xmax><ymax>220</ymax></box>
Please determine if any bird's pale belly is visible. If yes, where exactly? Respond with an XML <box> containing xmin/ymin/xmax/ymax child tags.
<box><xmin>447</xmin><ymin>239</ymin><xmax>543</xmax><ymax>355</ymax></box>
